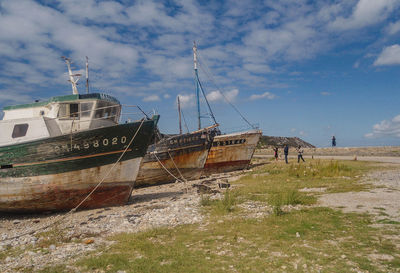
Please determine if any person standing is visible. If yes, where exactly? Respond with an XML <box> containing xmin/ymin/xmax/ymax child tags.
<box><xmin>332</xmin><ymin>136</ymin><xmax>336</xmax><ymax>147</ymax></box>
<box><xmin>297</xmin><ymin>146</ymin><xmax>305</xmax><ymax>163</ymax></box>
<box><xmin>284</xmin><ymin>144</ymin><xmax>289</xmax><ymax>164</ymax></box>
<box><xmin>274</xmin><ymin>147</ymin><xmax>279</xmax><ymax>161</ymax></box>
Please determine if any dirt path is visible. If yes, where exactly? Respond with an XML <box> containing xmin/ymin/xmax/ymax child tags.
<box><xmin>319</xmin><ymin>169</ymin><xmax>400</xmax><ymax>222</ymax></box>
<box><xmin>254</xmin><ymin>154</ymin><xmax>400</xmax><ymax>164</ymax></box>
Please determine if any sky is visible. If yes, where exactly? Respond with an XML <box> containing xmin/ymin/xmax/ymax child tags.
<box><xmin>0</xmin><ymin>0</ymin><xmax>400</xmax><ymax>147</ymax></box>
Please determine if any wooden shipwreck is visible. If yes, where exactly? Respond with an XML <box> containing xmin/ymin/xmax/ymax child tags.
<box><xmin>203</xmin><ymin>129</ymin><xmax>262</xmax><ymax>174</ymax></box>
<box><xmin>191</xmin><ymin>43</ymin><xmax>262</xmax><ymax>175</ymax></box>
<box><xmin>135</xmin><ymin>125</ymin><xmax>218</xmax><ymax>187</ymax></box>
<box><xmin>0</xmin><ymin>58</ymin><xmax>156</xmax><ymax>212</ymax></box>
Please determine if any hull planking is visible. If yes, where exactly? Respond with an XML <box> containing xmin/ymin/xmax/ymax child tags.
<box><xmin>0</xmin><ymin>120</ymin><xmax>156</xmax><ymax>212</ymax></box>
<box><xmin>135</xmin><ymin>129</ymin><xmax>215</xmax><ymax>187</ymax></box>
<box><xmin>203</xmin><ymin>130</ymin><xmax>262</xmax><ymax>174</ymax></box>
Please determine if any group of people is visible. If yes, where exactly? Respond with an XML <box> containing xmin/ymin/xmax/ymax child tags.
<box><xmin>273</xmin><ymin>145</ymin><xmax>305</xmax><ymax>164</ymax></box>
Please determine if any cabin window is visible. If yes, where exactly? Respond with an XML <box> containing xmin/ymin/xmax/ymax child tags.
<box><xmin>94</xmin><ymin>101</ymin><xmax>120</xmax><ymax>122</ymax></box>
<box><xmin>58</xmin><ymin>103</ymin><xmax>80</xmax><ymax>119</ymax></box>
<box><xmin>69</xmin><ymin>104</ymin><xmax>79</xmax><ymax>118</ymax></box>
<box><xmin>12</xmin><ymin>124</ymin><xmax>29</xmax><ymax>138</ymax></box>
<box><xmin>81</xmin><ymin>102</ymin><xmax>93</xmax><ymax>118</ymax></box>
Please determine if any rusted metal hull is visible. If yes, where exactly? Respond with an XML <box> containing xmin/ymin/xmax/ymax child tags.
<box><xmin>203</xmin><ymin>130</ymin><xmax>262</xmax><ymax>175</ymax></box>
<box><xmin>135</xmin><ymin>128</ymin><xmax>216</xmax><ymax>187</ymax></box>
<box><xmin>0</xmin><ymin>159</ymin><xmax>141</xmax><ymax>212</ymax></box>
<box><xmin>0</xmin><ymin>120</ymin><xmax>156</xmax><ymax>213</ymax></box>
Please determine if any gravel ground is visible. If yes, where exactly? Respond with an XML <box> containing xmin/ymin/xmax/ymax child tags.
<box><xmin>319</xmin><ymin>168</ymin><xmax>400</xmax><ymax>222</ymax></box>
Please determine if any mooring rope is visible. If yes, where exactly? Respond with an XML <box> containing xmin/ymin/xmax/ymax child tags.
<box><xmin>2</xmin><ymin>118</ymin><xmax>146</xmax><ymax>242</ymax></box>
<box><xmin>153</xmin><ymin>152</ymin><xmax>186</xmax><ymax>184</ymax></box>
<box><xmin>167</xmin><ymin>150</ymin><xmax>187</xmax><ymax>183</ymax></box>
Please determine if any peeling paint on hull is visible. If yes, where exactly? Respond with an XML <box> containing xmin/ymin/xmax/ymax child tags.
<box><xmin>135</xmin><ymin>150</ymin><xmax>208</xmax><ymax>187</ymax></box>
<box><xmin>0</xmin><ymin>159</ymin><xmax>140</xmax><ymax>212</ymax></box>
<box><xmin>135</xmin><ymin>129</ymin><xmax>215</xmax><ymax>187</ymax></box>
<box><xmin>203</xmin><ymin>130</ymin><xmax>262</xmax><ymax>175</ymax></box>
<box><xmin>0</xmin><ymin>121</ymin><xmax>156</xmax><ymax>213</ymax></box>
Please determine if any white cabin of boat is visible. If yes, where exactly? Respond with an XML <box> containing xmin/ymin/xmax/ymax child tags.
<box><xmin>0</xmin><ymin>93</ymin><xmax>121</xmax><ymax>147</ymax></box>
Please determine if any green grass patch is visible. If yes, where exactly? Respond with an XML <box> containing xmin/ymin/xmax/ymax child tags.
<box><xmin>234</xmin><ymin>160</ymin><xmax>375</xmax><ymax>205</ymax></box>
<box><xmin>376</xmin><ymin>219</ymin><xmax>400</xmax><ymax>225</ymax></box>
<box><xmin>200</xmin><ymin>190</ymin><xmax>238</xmax><ymax>215</ymax></box>
<box><xmin>73</xmin><ymin>207</ymin><xmax>398</xmax><ymax>273</ymax></box>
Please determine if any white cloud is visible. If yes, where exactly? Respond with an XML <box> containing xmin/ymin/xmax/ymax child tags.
<box><xmin>249</xmin><ymin>92</ymin><xmax>276</xmax><ymax>100</ymax></box>
<box><xmin>142</xmin><ymin>95</ymin><xmax>160</xmax><ymax>102</ymax></box>
<box><xmin>163</xmin><ymin>93</ymin><xmax>171</xmax><ymax>99</ymax></box>
<box><xmin>206</xmin><ymin>89</ymin><xmax>239</xmax><ymax>103</ymax></box>
<box><xmin>374</xmin><ymin>44</ymin><xmax>400</xmax><ymax>66</ymax></box>
<box><xmin>330</xmin><ymin>0</ymin><xmax>399</xmax><ymax>30</ymax></box>
<box><xmin>243</xmin><ymin>63</ymin><xmax>272</xmax><ymax>74</ymax></box>
<box><xmin>0</xmin><ymin>92</ymin><xmax>32</xmax><ymax>105</ymax></box>
<box><xmin>365</xmin><ymin>114</ymin><xmax>400</xmax><ymax>138</ymax></box>
<box><xmin>177</xmin><ymin>94</ymin><xmax>196</xmax><ymax>109</ymax></box>
<box><xmin>299</xmin><ymin>131</ymin><xmax>306</xmax><ymax>136</ymax></box>
<box><xmin>386</xmin><ymin>20</ymin><xmax>400</xmax><ymax>35</ymax></box>
<box><xmin>320</xmin><ymin>91</ymin><xmax>330</xmax><ymax>96</ymax></box>
<box><xmin>0</xmin><ymin>0</ymin><xmax>399</xmax><ymax>113</ymax></box>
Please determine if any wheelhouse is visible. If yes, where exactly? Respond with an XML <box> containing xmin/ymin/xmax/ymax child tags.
<box><xmin>0</xmin><ymin>93</ymin><xmax>121</xmax><ymax>147</ymax></box>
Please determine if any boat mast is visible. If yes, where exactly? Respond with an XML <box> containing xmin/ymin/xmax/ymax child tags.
<box><xmin>62</xmin><ymin>57</ymin><xmax>81</xmax><ymax>95</ymax></box>
<box><xmin>193</xmin><ymin>41</ymin><xmax>201</xmax><ymax>130</ymax></box>
<box><xmin>85</xmin><ymin>56</ymin><xmax>89</xmax><ymax>94</ymax></box>
<box><xmin>178</xmin><ymin>96</ymin><xmax>182</xmax><ymax>134</ymax></box>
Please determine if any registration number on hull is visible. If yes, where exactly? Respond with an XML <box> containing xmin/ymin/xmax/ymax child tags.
<box><xmin>54</xmin><ymin>136</ymin><xmax>128</xmax><ymax>153</ymax></box>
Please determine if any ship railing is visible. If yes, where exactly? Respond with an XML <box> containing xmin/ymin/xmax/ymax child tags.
<box><xmin>219</xmin><ymin>123</ymin><xmax>260</xmax><ymax>134</ymax></box>
<box><xmin>54</xmin><ymin>104</ymin><xmax>150</xmax><ymax>124</ymax></box>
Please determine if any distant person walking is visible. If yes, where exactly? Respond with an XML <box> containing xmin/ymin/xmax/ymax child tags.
<box><xmin>297</xmin><ymin>146</ymin><xmax>305</xmax><ymax>163</ymax></box>
<box><xmin>274</xmin><ymin>147</ymin><xmax>279</xmax><ymax>161</ymax></box>
<box><xmin>284</xmin><ymin>145</ymin><xmax>289</xmax><ymax>164</ymax></box>
<box><xmin>332</xmin><ymin>136</ymin><xmax>336</xmax><ymax>147</ymax></box>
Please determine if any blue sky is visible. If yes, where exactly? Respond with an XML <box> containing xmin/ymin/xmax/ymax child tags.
<box><xmin>1</xmin><ymin>0</ymin><xmax>400</xmax><ymax>147</ymax></box>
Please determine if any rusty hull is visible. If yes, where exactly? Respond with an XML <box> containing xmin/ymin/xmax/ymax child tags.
<box><xmin>0</xmin><ymin>120</ymin><xmax>156</xmax><ymax>213</ymax></box>
<box><xmin>135</xmin><ymin>149</ymin><xmax>208</xmax><ymax>187</ymax></box>
<box><xmin>203</xmin><ymin>130</ymin><xmax>262</xmax><ymax>175</ymax></box>
<box><xmin>135</xmin><ymin>127</ymin><xmax>216</xmax><ymax>187</ymax></box>
<box><xmin>0</xmin><ymin>158</ymin><xmax>142</xmax><ymax>213</ymax></box>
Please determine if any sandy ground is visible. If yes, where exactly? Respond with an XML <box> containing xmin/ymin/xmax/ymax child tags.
<box><xmin>319</xmin><ymin>169</ymin><xmax>400</xmax><ymax>222</ymax></box>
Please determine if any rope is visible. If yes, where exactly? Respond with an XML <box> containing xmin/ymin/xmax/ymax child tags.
<box><xmin>153</xmin><ymin>152</ymin><xmax>186</xmax><ymax>183</ymax></box>
<box><xmin>167</xmin><ymin>150</ymin><xmax>187</xmax><ymax>182</ymax></box>
<box><xmin>197</xmin><ymin>52</ymin><xmax>256</xmax><ymax>129</ymax></box>
<box><xmin>180</xmin><ymin>109</ymin><xmax>190</xmax><ymax>133</ymax></box>
<box><xmin>2</xmin><ymin>118</ymin><xmax>146</xmax><ymax>242</ymax></box>
<box><xmin>167</xmin><ymin>150</ymin><xmax>189</xmax><ymax>192</ymax></box>
<box><xmin>72</xmin><ymin>118</ymin><xmax>146</xmax><ymax>211</ymax></box>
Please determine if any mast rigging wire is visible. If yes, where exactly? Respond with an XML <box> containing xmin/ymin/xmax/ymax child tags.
<box><xmin>196</xmin><ymin>51</ymin><xmax>256</xmax><ymax>129</ymax></box>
